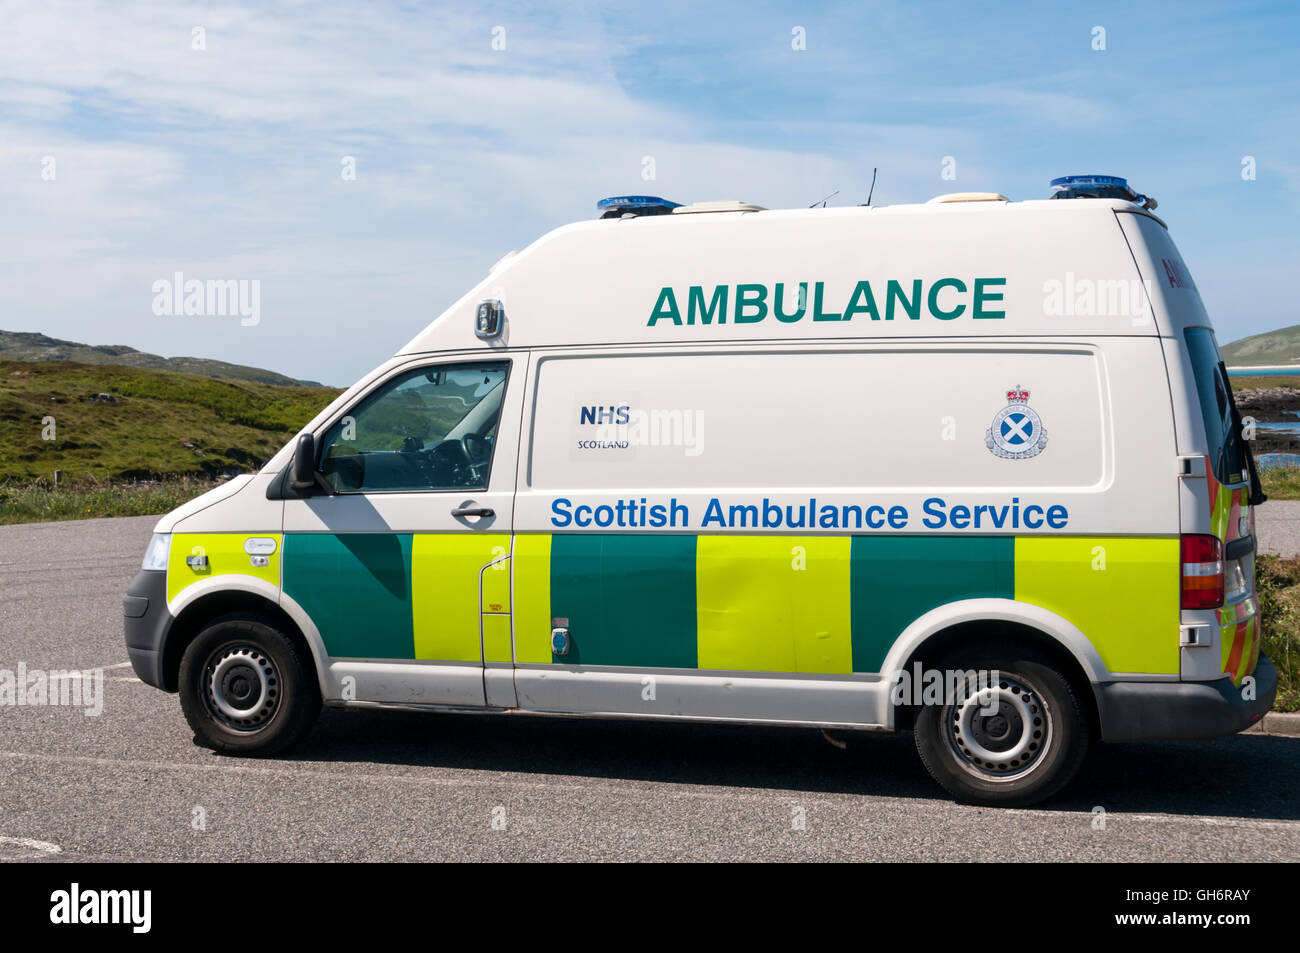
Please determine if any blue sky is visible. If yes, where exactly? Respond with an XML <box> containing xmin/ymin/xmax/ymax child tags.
<box><xmin>1</xmin><ymin>0</ymin><xmax>1297</xmax><ymax>385</ymax></box>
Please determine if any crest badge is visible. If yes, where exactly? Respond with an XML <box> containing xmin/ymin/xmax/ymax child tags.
<box><xmin>986</xmin><ymin>386</ymin><xmax>1048</xmax><ymax>460</ymax></box>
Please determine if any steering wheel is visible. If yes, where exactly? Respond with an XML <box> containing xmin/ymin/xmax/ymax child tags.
<box><xmin>420</xmin><ymin>438</ymin><xmax>474</xmax><ymax>486</ymax></box>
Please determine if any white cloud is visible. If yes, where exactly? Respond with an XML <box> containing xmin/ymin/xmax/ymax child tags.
<box><xmin>0</xmin><ymin>1</ymin><xmax>970</xmax><ymax>381</ymax></box>
<box><xmin>0</xmin><ymin>0</ymin><xmax>1294</xmax><ymax>379</ymax></box>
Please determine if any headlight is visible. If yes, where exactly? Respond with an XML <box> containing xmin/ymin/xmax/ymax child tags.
<box><xmin>142</xmin><ymin>533</ymin><xmax>171</xmax><ymax>572</ymax></box>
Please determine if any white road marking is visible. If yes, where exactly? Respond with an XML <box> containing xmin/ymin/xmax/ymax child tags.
<box><xmin>48</xmin><ymin>661</ymin><xmax>133</xmax><ymax>674</ymax></box>
<box><xmin>0</xmin><ymin>835</ymin><xmax>62</xmax><ymax>859</ymax></box>
<box><xmin>47</xmin><ymin>665</ymin><xmax>137</xmax><ymax>683</ymax></box>
<box><xmin>1005</xmin><ymin>807</ymin><xmax>1300</xmax><ymax>832</ymax></box>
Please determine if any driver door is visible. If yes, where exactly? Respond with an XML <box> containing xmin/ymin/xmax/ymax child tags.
<box><xmin>281</xmin><ymin>357</ymin><xmax>523</xmax><ymax>709</ymax></box>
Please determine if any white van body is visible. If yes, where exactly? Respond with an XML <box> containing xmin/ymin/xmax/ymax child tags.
<box><xmin>125</xmin><ymin>193</ymin><xmax>1276</xmax><ymax>805</ymax></box>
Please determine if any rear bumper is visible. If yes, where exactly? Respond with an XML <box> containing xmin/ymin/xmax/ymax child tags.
<box><xmin>123</xmin><ymin>569</ymin><xmax>174</xmax><ymax>691</ymax></box>
<box><xmin>1097</xmin><ymin>656</ymin><xmax>1278</xmax><ymax>742</ymax></box>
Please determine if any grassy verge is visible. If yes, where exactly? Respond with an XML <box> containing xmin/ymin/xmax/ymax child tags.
<box><xmin>0</xmin><ymin>478</ymin><xmax>211</xmax><ymax>525</ymax></box>
<box><xmin>1261</xmin><ymin>465</ymin><xmax>1300</xmax><ymax>501</ymax></box>
<box><xmin>1230</xmin><ymin>374</ymin><xmax>1300</xmax><ymax>390</ymax></box>
<box><xmin>1255</xmin><ymin>554</ymin><xmax>1300</xmax><ymax>711</ymax></box>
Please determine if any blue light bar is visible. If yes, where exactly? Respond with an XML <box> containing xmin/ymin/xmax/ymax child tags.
<box><xmin>1050</xmin><ymin>174</ymin><xmax>1131</xmax><ymax>193</ymax></box>
<box><xmin>1048</xmin><ymin>174</ymin><xmax>1155</xmax><ymax>209</ymax></box>
<box><xmin>597</xmin><ymin>195</ymin><xmax>681</xmax><ymax>210</ymax></box>
<box><xmin>596</xmin><ymin>195</ymin><xmax>682</xmax><ymax>218</ymax></box>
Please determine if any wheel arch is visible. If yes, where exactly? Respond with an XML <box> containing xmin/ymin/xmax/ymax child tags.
<box><xmin>880</xmin><ymin>598</ymin><xmax>1106</xmax><ymax>734</ymax></box>
<box><xmin>162</xmin><ymin>586</ymin><xmax>314</xmax><ymax>693</ymax></box>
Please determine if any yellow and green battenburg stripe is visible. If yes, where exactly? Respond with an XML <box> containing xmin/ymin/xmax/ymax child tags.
<box><xmin>281</xmin><ymin>532</ymin><xmax>509</xmax><ymax>661</ymax></box>
<box><xmin>266</xmin><ymin>532</ymin><xmax>1187</xmax><ymax>678</ymax></box>
<box><xmin>512</xmin><ymin>534</ymin><xmax>1180</xmax><ymax>675</ymax></box>
<box><xmin>1218</xmin><ymin>599</ymin><xmax>1261</xmax><ymax>687</ymax></box>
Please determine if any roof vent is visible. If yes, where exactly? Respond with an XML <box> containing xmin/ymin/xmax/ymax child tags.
<box><xmin>927</xmin><ymin>192</ymin><xmax>1010</xmax><ymax>204</ymax></box>
<box><xmin>673</xmin><ymin>200</ymin><xmax>765</xmax><ymax>214</ymax></box>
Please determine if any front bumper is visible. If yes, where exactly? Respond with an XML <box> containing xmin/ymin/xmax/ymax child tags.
<box><xmin>123</xmin><ymin>569</ymin><xmax>173</xmax><ymax>691</ymax></box>
<box><xmin>1097</xmin><ymin>656</ymin><xmax>1278</xmax><ymax>742</ymax></box>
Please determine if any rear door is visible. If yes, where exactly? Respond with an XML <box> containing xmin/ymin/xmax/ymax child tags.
<box><xmin>281</xmin><ymin>356</ymin><xmax>525</xmax><ymax>707</ymax></box>
<box><xmin>1116</xmin><ymin>210</ymin><xmax>1262</xmax><ymax>684</ymax></box>
<box><xmin>1182</xmin><ymin>327</ymin><xmax>1261</xmax><ymax>685</ymax></box>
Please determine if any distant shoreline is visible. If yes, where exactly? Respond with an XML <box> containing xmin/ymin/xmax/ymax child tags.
<box><xmin>1228</xmin><ymin>365</ymin><xmax>1300</xmax><ymax>375</ymax></box>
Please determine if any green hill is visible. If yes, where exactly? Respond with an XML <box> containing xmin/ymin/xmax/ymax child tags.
<box><xmin>1221</xmin><ymin>324</ymin><xmax>1300</xmax><ymax>366</ymax></box>
<box><xmin>0</xmin><ymin>360</ymin><xmax>339</xmax><ymax>483</ymax></box>
<box><xmin>0</xmin><ymin>330</ymin><xmax>325</xmax><ymax>387</ymax></box>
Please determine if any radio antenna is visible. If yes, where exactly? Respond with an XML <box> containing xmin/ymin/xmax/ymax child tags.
<box><xmin>809</xmin><ymin>190</ymin><xmax>839</xmax><ymax>208</ymax></box>
<box><xmin>865</xmin><ymin>168</ymin><xmax>878</xmax><ymax>206</ymax></box>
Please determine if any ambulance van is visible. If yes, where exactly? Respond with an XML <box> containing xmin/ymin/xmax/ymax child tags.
<box><xmin>124</xmin><ymin>175</ymin><xmax>1276</xmax><ymax>806</ymax></box>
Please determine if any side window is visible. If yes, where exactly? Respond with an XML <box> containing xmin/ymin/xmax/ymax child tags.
<box><xmin>319</xmin><ymin>362</ymin><xmax>509</xmax><ymax>493</ymax></box>
<box><xmin>1184</xmin><ymin>328</ymin><xmax>1246</xmax><ymax>484</ymax></box>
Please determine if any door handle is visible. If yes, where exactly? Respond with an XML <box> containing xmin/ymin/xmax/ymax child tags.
<box><xmin>452</xmin><ymin>504</ymin><xmax>495</xmax><ymax>518</ymax></box>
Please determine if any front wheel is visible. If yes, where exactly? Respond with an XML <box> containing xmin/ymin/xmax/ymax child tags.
<box><xmin>913</xmin><ymin>648</ymin><xmax>1091</xmax><ymax>806</ymax></box>
<box><xmin>178</xmin><ymin>614</ymin><xmax>321</xmax><ymax>755</ymax></box>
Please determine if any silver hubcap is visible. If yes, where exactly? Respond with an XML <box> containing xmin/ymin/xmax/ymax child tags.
<box><xmin>945</xmin><ymin>674</ymin><xmax>1051</xmax><ymax>782</ymax></box>
<box><xmin>205</xmin><ymin>646</ymin><xmax>279</xmax><ymax>730</ymax></box>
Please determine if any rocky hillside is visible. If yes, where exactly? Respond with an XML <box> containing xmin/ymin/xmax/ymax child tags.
<box><xmin>0</xmin><ymin>330</ymin><xmax>324</xmax><ymax>387</ymax></box>
<box><xmin>1222</xmin><ymin>325</ymin><xmax>1300</xmax><ymax>367</ymax></box>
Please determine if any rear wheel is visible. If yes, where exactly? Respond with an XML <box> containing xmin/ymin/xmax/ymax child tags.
<box><xmin>178</xmin><ymin>614</ymin><xmax>321</xmax><ymax>755</ymax></box>
<box><xmin>913</xmin><ymin>646</ymin><xmax>1090</xmax><ymax>806</ymax></box>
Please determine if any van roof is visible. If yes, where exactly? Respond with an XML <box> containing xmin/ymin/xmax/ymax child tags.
<box><xmin>399</xmin><ymin>197</ymin><xmax>1176</xmax><ymax>356</ymax></box>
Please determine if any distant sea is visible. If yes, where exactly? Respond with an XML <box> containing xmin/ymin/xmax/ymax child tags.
<box><xmin>1227</xmin><ymin>367</ymin><xmax>1300</xmax><ymax>377</ymax></box>
<box><xmin>1227</xmin><ymin>368</ymin><xmax>1300</xmax><ymax>466</ymax></box>
<box><xmin>1258</xmin><ymin>453</ymin><xmax>1300</xmax><ymax>468</ymax></box>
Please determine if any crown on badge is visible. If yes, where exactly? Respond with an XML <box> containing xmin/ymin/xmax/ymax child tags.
<box><xmin>1006</xmin><ymin>387</ymin><xmax>1029</xmax><ymax>403</ymax></box>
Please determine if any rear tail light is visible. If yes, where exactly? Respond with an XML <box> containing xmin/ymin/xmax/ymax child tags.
<box><xmin>1181</xmin><ymin>534</ymin><xmax>1224</xmax><ymax>609</ymax></box>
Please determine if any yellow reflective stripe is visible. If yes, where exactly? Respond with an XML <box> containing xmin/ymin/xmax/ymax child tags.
<box><xmin>481</xmin><ymin>613</ymin><xmax>513</xmax><ymax>664</ymax></box>
<box><xmin>1212</xmin><ymin>484</ymin><xmax>1231</xmax><ymax>541</ymax></box>
<box><xmin>1234</xmin><ymin>615</ymin><xmax>1258</xmax><ymax>685</ymax></box>
<box><xmin>695</xmin><ymin>535</ymin><xmax>852</xmax><ymax>674</ymax></box>
<box><xmin>1217</xmin><ymin>599</ymin><xmax>1260</xmax><ymax>685</ymax></box>
<box><xmin>481</xmin><ymin>549</ymin><xmax>511</xmax><ymax>614</ymax></box>
<box><xmin>1220</xmin><ymin>619</ymin><xmax>1239</xmax><ymax>675</ymax></box>
<box><xmin>411</xmin><ymin>533</ymin><xmax>509</xmax><ymax>662</ymax></box>
<box><xmin>1217</xmin><ymin>603</ymin><xmax>1238</xmax><ymax>680</ymax></box>
<box><xmin>1015</xmin><ymin>537</ymin><xmax>1180</xmax><ymax>675</ymax></box>
<box><xmin>167</xmin><ymin>533</ymin><xmax>281</xmax><ymax>603</ymax></box>
<box><xmin>512</xmin><ymin>534</ymin><xmax>553</xmax><ymax>664</ymax></box>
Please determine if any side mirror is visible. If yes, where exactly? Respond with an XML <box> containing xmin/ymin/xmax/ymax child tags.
<box><xmin>290</xmin><ymin>432</ymin><xmax>319</xmax><ymax>491</ymax></box>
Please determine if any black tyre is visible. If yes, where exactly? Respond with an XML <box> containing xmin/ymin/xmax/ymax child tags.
<box><xmin>178</xmin><ymin>613</ymin><xmax>321</xmax><ymax>755</ymax></box>
<box><xmin>913</xmin><ymin>646</ymin><xmax>1090</xmax><ymax>806</ymax></box>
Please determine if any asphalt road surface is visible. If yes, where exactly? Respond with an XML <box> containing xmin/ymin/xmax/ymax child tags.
<box><xmin>1</xmin><ymin>514</ymin><xmax>1297</xmax><ymax>862</ymax></box>
<box><xmin>1257</xmin><ymin>500</ymin><xmax>1300</xmax><ymax>557</ymax></box>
